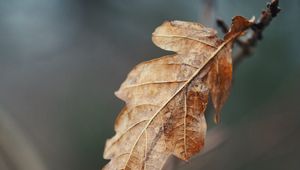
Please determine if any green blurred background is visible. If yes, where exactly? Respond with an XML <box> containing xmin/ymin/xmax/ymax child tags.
<box><xmin>0</xmin><ymin>0</ymin><xmax>299</xmax><ymax>170</ymax></box>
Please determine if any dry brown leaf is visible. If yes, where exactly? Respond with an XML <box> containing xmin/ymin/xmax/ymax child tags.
<box><xmin>103</xmin><ymin>16</ymin><xmax>252</xmax><ymax>170</ymax></box>
<box><xmin>206</xmin><ymin>43</ymin><xmax>232</xmax><ymax>124</ymax></box>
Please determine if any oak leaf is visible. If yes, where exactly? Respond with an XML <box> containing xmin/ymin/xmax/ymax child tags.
<box><xmin>103</xmin><ymin>16</ymin><xmax>252</xmax><ymax>170</ymax></box>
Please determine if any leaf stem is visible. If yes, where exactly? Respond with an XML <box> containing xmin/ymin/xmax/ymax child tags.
<box><xmin>216</xmin><ymin>0</ymin><xmax>281</xmax><ymax>69</ymax></box>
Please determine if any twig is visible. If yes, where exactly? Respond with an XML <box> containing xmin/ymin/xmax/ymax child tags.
<box><xmin>216</xmin><ymin>0</ymin><xmax>281</xmax><ymax>68</ymax></box>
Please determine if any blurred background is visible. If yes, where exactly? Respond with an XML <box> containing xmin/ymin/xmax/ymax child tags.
<box><xmin>0</xmin><ymin>0</ymin><xmax>299</xmax><ymax>170</ymax></box>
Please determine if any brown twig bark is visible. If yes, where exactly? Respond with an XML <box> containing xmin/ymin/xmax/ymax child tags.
<box><xmin>216</xmin><ymin>0</ymin><xmax>281</xmax><ymax>68</ymax></box>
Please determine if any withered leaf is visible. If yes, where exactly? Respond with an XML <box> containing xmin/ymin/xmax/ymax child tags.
<box><xmin>103</xmin><ymin>16</ymin><xmax>252</xmax><ymax>170</ymax></box>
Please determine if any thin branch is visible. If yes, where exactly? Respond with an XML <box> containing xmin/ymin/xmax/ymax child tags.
<box><xmin>216</xmin><ymin>18</ymin><xmax>228</xmax><ymax>33</ymax></box>
<box><xmin>217</xmin><ymin>0</ymin><xmax>281</xmax><ymax>68</ymax></box>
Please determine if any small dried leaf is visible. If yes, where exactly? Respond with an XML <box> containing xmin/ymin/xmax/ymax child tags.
<box><xmin>103</xmin><ymin>16</ymin><xmax>251</xmax><ymax>170</ymax></box>
<box><xmin>224</xmin><ymin>16</ymin><xmax>254</xmax><ymax>40</ymax></box>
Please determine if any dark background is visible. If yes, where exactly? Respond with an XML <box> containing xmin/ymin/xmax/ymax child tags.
<box><xmin>0</xmin><ymin>0</ymin><xmax>299</xmax><ymax>170</ymax></box>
